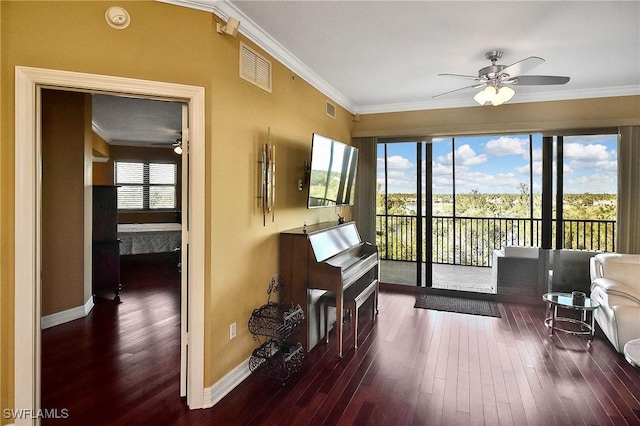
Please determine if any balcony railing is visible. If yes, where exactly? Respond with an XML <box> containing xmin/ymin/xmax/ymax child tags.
<box><xmin>376</xmin><ymin>214</ymin><xmax>615</xmax><ymax>267</ymax></box>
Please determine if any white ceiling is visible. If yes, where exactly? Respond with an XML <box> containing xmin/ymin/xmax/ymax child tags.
<box><xmin>95</xmin><ymin>1</ymin><xmax>640</xmax><ymax>146</ymax></box>
<box><xmin>92</xmin><ymin>94</ymin><xmax>182</xmax><ymax>148</ymax></box>
<box><xmin>195</xmin><ymin>0</ymin><xmax>640</xmax><ymax>113</ymax></box>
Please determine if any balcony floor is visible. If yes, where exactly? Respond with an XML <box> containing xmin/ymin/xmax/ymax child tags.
<box><xmin>380</xmin><ymin>260</ymin><xmax>495</xmax><ymax>294</ymax></box>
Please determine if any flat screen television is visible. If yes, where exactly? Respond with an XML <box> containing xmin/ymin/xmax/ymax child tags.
<box><xmin>307</xmin><ymin>133</ymin><xmax>358</xmax><ymax>208</ymax></box>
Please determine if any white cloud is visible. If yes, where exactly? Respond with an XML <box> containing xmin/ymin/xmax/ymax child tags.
<box><xmin>532</xmin><ymin>147</ymin><xmax>543</xmax><ymax>161</ymax></box>
<box><xmin>563</xmin><ymin>142</ymin><xmax>611</xmax><ymax>161</ymax></box>
<box><xmin>432</xmin><ymin>162</ymin><xmax>452</xmax><ymax>176</ymax></box>
<box><xmin>567</xmin><ymin>158</ymin><xmax>617</xmax><ymax>172</ymax></box>
<box><xmin>516</xmin><ymin>163</ymin><xmax>531</xmax><ymax>175</ymax></box>
<box><xmin>458</xmin><ymin>145</ymin><xmax>488</xmax><ymax>166</ymax></box>
<box><xmin>563</xmin><ymin>162</ymin><xmax>574</xmax><ymax>175</ymax></box>
<box><xmin>432</xmin><ymin>179</ymin><xmax>453</xmax><ymax>193</ymax></box>
<box><xmin>531</xmin><ymin>160</ymin><xmax>542</xmax><ymax>176</ymax></box>
<box><xmin>387</xmin><ymin>178</ymin><xmax>415</xmax><ymax>191</ymax></box>
<box><xmin>454</xmin><ymin>170</ymin><xmax>525</xmax><ymax>194</ymax></box>
<box><xmin>565</xmin><ymin>173</ymin><xmax>616</xmax><ymax>193</ymax></box>
<box><xmin>598</xmin><ymin>159</ymin><xmax>617</xmax><ymax>172</ymax></box>
<box><xmin>437</xmin><ymin>144</ymin><xmax>487</xmax><ymax>166</ymax></box>
<box><xmin>561</xmin><ymin>143</ymin><xmax>616</xmax><ymax>181</ymax></box>
<box><xmin>485</xmin><ymin>136</ymin><xmax>529</xmax><ymax>157</ymax></box>
<box><xmin>378</xmin><ymin>155</ymin><xmax>413</xmax><ymax>171</ymax></box>
<box><xmin>377</xmin><ymin>155</ymin><xmax>417</xmax><ymax>193</ymax></box>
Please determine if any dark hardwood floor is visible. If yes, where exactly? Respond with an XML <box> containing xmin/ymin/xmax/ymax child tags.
<box><xmin>42</xmin><ymin>259</ymin><xmax>640</xmax><ymax>425</ymax></box>
<box><xmin>41</xmin><ymin>254</ymin><xmax>182</xmax><ymax>425</ymax></box>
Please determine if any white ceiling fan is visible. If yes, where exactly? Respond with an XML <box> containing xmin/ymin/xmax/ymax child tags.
<box><xmin>434</xmin><ymin>50</ymin><xmax>570</xmax><ymax>106</ymax></box>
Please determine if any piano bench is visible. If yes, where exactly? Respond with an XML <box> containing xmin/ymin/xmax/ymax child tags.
<box><xmin>323</xmin><ymin>279</ymin><xmax>378</xmax><ymax>350</ymax></box>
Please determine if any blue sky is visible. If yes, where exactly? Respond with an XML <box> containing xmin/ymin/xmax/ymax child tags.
<box><xmin>378</xmin><ymin>134</ymin><xmax>617</xmax><ymax>194</ymax></box>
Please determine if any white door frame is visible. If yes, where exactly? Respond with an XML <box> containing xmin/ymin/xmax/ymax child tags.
<box><xmin>14</xmin><ymin>66</ymin><xmax>206</xmax><ymax>423</ymax></box>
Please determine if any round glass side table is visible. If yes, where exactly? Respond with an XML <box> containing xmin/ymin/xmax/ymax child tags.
<box><xmin>542</xmin><ymin>292</ymin><xmax>600</xmax><ymax>340</ymax></box>
<box><xmin>623</xmin><ymin>339</ymin><xmax>640</xmax><ymax>368</ymax></box>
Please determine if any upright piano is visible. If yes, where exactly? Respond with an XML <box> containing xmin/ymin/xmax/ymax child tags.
<box><xmin>280</xmin><ymin>221</ymin><xmax>378</xmax><ymax>357</ymax></box>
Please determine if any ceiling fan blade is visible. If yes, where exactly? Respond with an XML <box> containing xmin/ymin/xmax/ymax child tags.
<box><xmin>433</xmin><ymin>83</ymin><xmax>486</xmax><ymax>98</ymax></box>
<box><xmin>438</xmin><ymin>73</ymin><xmax>483</xmax><ymax>81</ymax></box>
<box><xmin>498</xmin><ymin>56</ymin><xmax>545</xmax><ymax>78</ymax></box>
<box><xmin>510</xmin><ymin>75</ymin><xmax>570</xmax><ymax>85</ymax></box>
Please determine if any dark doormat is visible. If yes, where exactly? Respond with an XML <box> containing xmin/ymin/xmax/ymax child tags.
<box><xmin>414</xmin><ymin>294</ymin><xmax>502</xmax><ymax>318</ymax></box>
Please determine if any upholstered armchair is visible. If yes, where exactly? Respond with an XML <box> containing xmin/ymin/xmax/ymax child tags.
<box><xmin>492</xmin><ymin>246</ymin><xmax>543</xmax><ymax>299</ymax></box>
<box><xmin>548</xmin><ymin>249</ymin><xmax>599</xmax><ymax>294</ymax></box>
<box><xmin>590</xmin><ymin>253</ymin><xmax>640</xmax><ymax>352</ymax></box>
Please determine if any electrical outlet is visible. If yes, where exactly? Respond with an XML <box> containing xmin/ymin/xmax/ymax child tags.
<box><xmin>230</xmin><ymin>322</ymin><xmax>237</xmax><ymax>339</ymax></box>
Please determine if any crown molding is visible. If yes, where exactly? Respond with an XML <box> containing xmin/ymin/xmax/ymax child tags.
<box><xmin>158</xmin><ymin>0</ymin><xmax>358</xmax><ymax>113</ymax></box>
<box><xmin>158</xmin><ymin>1</ymin><xmax>639</xmax><ymax>115</ymax></box>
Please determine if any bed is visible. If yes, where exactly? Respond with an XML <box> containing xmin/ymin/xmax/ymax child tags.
<box><xmin>117</xmin><ymin>223</ymin><xmax>182</xmax><ymax>255</ymax></box>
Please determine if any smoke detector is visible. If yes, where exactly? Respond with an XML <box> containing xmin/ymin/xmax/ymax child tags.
<box><xmin>105</xmin><ymin>6</ymin><xmax>130</xmax><ymax>29</ymax></box>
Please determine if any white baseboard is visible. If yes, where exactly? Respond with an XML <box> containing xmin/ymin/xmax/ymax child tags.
<box><xmin>40</xmin><ymin>299</ymin><xmax>251</xmax><ymax>409</ymax></box>
<box><xmin>41</xmin><ymin>297</ymin><xmax>94</xmax><ymax>329</ymax></box>
<box><xmin>203</xmin><ymin>357</ymin><xmax>252</xmax><ymax>408</ymax></box>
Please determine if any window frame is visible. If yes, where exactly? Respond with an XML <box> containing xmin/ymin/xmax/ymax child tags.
<box><xmin>114</xmin><ymin>160</ymin><xmax>178</xmax><ymax>211</ymax></box>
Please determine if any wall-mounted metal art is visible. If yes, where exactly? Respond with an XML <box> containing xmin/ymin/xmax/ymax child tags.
<box><xmin>258</xmin><ymin>128</ymin><xmax>276</xmax><ymax>226</ymax></box>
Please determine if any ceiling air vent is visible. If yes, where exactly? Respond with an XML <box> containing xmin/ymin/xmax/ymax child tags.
<box><xmin>326</xmin><ymin>101</ymin><xmax>336</xmax><ymax>119</ymax></box>
<box><xmin>240</xmin><ymin>42</ymin><xmax>272</xmax><ymax>93</ymax></box>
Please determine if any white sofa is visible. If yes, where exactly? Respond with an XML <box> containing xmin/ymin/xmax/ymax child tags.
<box><xmin>590</xmin><ymin>253</ymin><xmax>640</xmax><ymax>352</ymax></box>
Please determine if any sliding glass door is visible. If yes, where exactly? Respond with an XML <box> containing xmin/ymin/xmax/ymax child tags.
<box><xmin>377</xmin><ymin>135</ymin><xmax>540</xmax><ymax>292</ymax></box>
<box><xmin>376</xmin><ymin>141</ymin><xmax>422</xmax><ymax>286</ymax></box>
<box><xmin>432</xmin><ymin>135</ymin><xmax>540</xmax><ymax>293</ymax></box>
<box><xmin>376</xmin><ymin>132</ymin><xmax>617</xmax><ymax>292</ymax></box>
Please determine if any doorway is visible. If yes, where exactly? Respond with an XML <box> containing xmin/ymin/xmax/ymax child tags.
<box><xmin>376</xmin><ymin>139</ymin><xmax>427</xmax><ymax>287</ymax></box>
<box><xmin>39</xmin><ymin>88</ymin><xmax>186</xmax><ymax>420</ymax></box>
<box><xmin>14</xmin><ymin>66</ymin><xmax>206</xmax><ymax>415</ymax></box>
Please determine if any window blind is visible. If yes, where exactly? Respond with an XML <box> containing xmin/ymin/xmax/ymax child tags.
<box><xmin>115</xmin><ymin>161</ymin><xmax>177</xmax><ymax>210</ymax></box>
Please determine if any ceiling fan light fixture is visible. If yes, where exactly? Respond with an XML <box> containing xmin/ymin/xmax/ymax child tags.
<box><xmin>172</xmin><ymin>136</ymin><xmax>183</xmax><ymax>155</ymax></box>
<box><xmin>491</xmin><ymin>86</ymin><xmax>516</xmax><ymax>106</ymax></box>
<box><xmin>473</xmin><ymin>85</ymin><xmax>497</xmax><ymax>105</ymax></box>
<box><xmin>473</xmin><ymin>90</ymin><xmax>486</xmax><ymax>105</ymax></box>
<box><xmin>436</xmin><ymin>50</ymin><xmax>567</xmax><ymax>106</ymax></box>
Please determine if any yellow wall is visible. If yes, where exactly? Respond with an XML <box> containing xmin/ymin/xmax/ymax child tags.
<box><xmin>92</xmin><ymin>159</ymin><xmax>111</xmax><ymax>186</ymax></box>
<box><xmin>1</xmin><ymin>1</ymin><xmax>352</xmax><ymax>417</ymax></box>
<box><xmin>92</xmin><ymin>131</ymin><xmax>110</xmax><ymax>159</ymax></box>
<box><xmin>92</xmin><ymin>132</ymin><xmax>111</xmax><ymax>184</ymax></box>
<box><xmin>41</xmin><ymin>90</ymin><xmax>89</xmax><ymax>316</ymax></box>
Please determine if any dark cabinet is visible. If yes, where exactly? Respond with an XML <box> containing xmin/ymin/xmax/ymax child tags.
<box><xmin>92</xmin><ymin>185</ymin><xmax>121</xmax><ymax>299</ymax></box>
